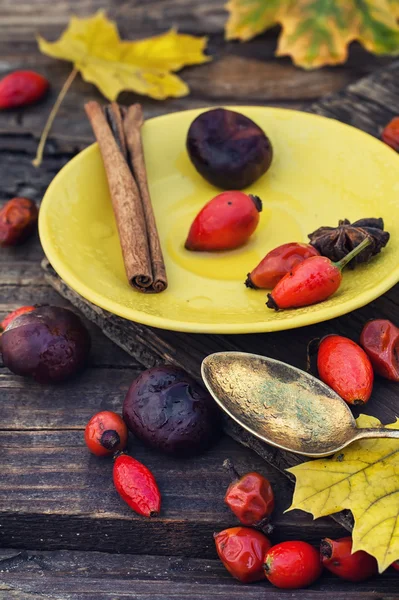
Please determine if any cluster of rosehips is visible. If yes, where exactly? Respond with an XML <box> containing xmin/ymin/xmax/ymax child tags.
<box><xmin>184</xmin><ymin>194</ymin><xmax>369</xmax><ymax>311</ymax></box>
<box><xmin>314</xmin><ymin>319</ymin><xmax>399</xmax><ymax>406</ymax></box>
<box><xmin>0</xmin><ymin>70</ymin><xmax>49</xmax><ymax>247</ymax></box>
<box><xmin>215</xmin><ymin>461</ymin><xmax>397</xmax><ymax>588</ymax></box>
<box><xmin>85</xmin><ymin>410</ymin><xmax>162</xmax><ymax>518</ymax></box>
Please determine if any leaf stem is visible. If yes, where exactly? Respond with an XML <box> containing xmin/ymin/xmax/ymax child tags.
<box><xmin>32</xmin><ymin>67</ymin><xmax>78</xmax><ymax>168</ymax></box>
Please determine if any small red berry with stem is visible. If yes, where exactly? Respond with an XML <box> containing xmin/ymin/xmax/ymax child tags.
<box><xmin>84</xmin><ymin>411</ymin><xmax>128</xmax><ymax>457</ymax></box>
<box><xmin>321</xmin><ymin>537</ymin><xmax>378</xmax><ymax>582</ymax></box>
<box><xmin>214</xmin><ymin>527</ymin><xmax>271</xmax><ymax>583</ymax></box>
<box><xmin>185</xmin><ymin>191</ymin><xmax>262</xmax><ymax>252</ymax></box>
<box><xmin>264</xmin><ymin>541</ymin><xmax>322</xmax><ymax>589</ymax></box>
<box><xmin>223</xmin><ymin>459</ymin><xmax>274</xmax><ymax>528</ymax></box>
<box><xmin>266</xmin><ymin>237</ymin><xmax>371</xmax><ymax>310</ymax></box>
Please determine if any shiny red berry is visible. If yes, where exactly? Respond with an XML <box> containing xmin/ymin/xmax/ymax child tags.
<box><xmin>0</xmin><ymin>71</ymin><xmax>49</xmax><ymax>109</ymax></box>
<box><xmin>215</xmin><ymin>527</ymin><xmax>271</xmax><ymax>583</ymax></box>
<box><xmin>317</xmin><ymin>335</ymin><xmax>374</xmax><ymax>405</ymax></box>
<box><xmin>113</xmin><ymin>453</ymin><xmax>161</xmax><ymax>517</ymax></box>
<box><xmin>185</xmin><ymin>191</ymin><xmax>262</xmax><ymax>252</ymax></box>
<box><xmin>264</xmin><ymin>541</ymin><xmax>322</xmax><ymax>589</ymax></box>
<box><xmin>321</xmin><ymin>537</ymin><xmax>378</xmax><ymax>582</ymax></box>
<box><xmin>84</xmin><ymin>411</ymin><xmax>128</xmax><ymax>457</ymax></box>
<box><xmin>266</xmin><ymin>237</ymin><xmax>370</xmax><ymax>310</ymax></box>
<box><xmin>246</xmin><ymin>242</ymin><xmax>319</xmax><ymax>289</ymax></box>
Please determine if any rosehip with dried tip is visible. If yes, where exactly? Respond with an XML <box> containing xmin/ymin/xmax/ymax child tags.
<box><xmin>0</xmin><ymin>197</ymin><xmax>38</xmax><ymax>247</ymax></box>
<box><xmin>360</xmin><ymin>319</ymin><xmax>399</xmax><ymax>381</ymax></box>
<box><xmin>264</xmin><ymin>541</ymin><xmax>322</xmax><ymax>589</ymax></box>
<box><xmin>113</xmin><ymin>453</ymin><xmax>161</xmax><ymax>517</ymax></box>
<box><xmin>185</xmin><ymin>191</ymin><xmax>262</xmax><ymax>252</ymax></box>
<box><xmin>246</xmin><ymin>242</ymin><xmax>319</xmax><ymax>289</ymax></box>
<box><xmin>0</xmin><ymin>71</ymin><xmax>49</xmax><ymax>109</ymax></box>
<box><xmin>321</xmin><ymin>537</ymin><xmax>378</xmax><ymax>582</ymax></box>
<box><xmin>214</xmin><ymin>527</ymin><xmax>271</xmax><ymax>583</ymax></box>
<box><xmin>223</xmin><ymin>459</ymin><xmax>274</xmax><ymax>526</ymax></box>
<box><xmin>85</xmin><ymin>411</ymin><xmax>128</xmax><ymax>457</ymax></box>
<box><xmin>267</xmin><ymin>237</ymin><xmax>371</xmax><ymax>310</ymax></box>
<box><xmin>317</xmin><ymin>335</ymin><xmax>373</xmax><ymax>405</ymax></box>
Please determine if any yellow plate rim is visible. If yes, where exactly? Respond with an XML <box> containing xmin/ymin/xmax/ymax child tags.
<box><xmin>39</xmin><ymin>106</ymin><xmax>399</xmax><ymax>334</ymax></box>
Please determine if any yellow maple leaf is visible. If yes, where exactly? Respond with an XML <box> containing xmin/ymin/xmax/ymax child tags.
<box><xmin>38</xmin><ymin>11</ymin><xmax>209</xmax><ymax>100</ymax></box>
<box><xmin>287</xmin><ymin>415</ymin><xmax>399</xmax><ymax>572</ymax></box>
<box><xmin>33</xmin><ymin>11</ymin><xmax>209</xmax><ymax>166</ymax></box>
<box><xmin>225</xmin><ymin>0</ymin><xmax>399</xmax><ymax>69</ymax></box>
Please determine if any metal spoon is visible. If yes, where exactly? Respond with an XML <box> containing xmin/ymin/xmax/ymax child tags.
<box><xmin>201</xmin><ymin>351</ymin><xmax>399</xmax><ymax>457</ymax></box>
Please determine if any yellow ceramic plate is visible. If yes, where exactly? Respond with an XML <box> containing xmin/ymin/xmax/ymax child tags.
<box><xmin>39</xmin><ymin>107</ymin><xmax>399</xmax><ymax>333</ymax></box>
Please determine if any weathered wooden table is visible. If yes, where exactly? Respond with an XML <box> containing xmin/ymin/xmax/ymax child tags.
<box><xmin>1</xmin><ymin>2</ymin><xmax>399</xmax><ymax>598</ymax></box>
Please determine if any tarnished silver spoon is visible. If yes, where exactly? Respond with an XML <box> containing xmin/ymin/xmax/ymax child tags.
<box><xmin>201</xmin><ymin>351</ymin><xmax>399</xmax><ymax>457</ymax></box>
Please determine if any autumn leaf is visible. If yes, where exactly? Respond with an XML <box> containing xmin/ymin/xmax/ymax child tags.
<box><xmin>287</xmin><ymin>415</ymin><xmax>399</xmax><ymax>572</ymax></box>
<box><xmin>33</xmin><ymin>11</ymin><xmax>210</xmax><ymax>166</ymax></box>
<box><xmin>225</xmin><ymin>0</ymin><xmax>399</xmax><ymax>69</ymax></box>
<box><xmin>38</xmin><ymin>11</ymin><xmax>209</xmax><ymax>100</ymax></box>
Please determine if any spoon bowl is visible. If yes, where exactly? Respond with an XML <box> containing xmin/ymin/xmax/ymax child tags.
<box><xmin>201</xmin><ymin>351</ymin><xmax>399</xmax><ymax>457</ymax></box>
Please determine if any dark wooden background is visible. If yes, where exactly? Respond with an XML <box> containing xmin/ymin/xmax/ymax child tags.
<box><xmin>0</xmin><ymin>1</ymin><xmax>398</xmax><ymax>598</ymax></box>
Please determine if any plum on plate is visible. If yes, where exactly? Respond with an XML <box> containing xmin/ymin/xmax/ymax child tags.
<box><xmin>186</xmin><ymin>108</ymin><xmax>273</xmax><ymax>189</ymax></box>
<box><xmin>1</xmin><ymin>305</ymin><xmax>91</xmax><ymax>383</ymax></box>
<box><xmin>123</xmin><ymin>365</ymin><xmax>221</xmax><ymax>456</ymax></box>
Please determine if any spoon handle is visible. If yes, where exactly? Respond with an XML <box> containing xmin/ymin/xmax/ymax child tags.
<box><xmin>352</xmin><ymin>428</ymin><xmax>399</xmax><ymax>443</ymax></box>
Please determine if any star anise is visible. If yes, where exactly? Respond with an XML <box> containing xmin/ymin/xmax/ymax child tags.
<box><xmin>308</xmin><ymin>218</ymin><xmax>390</xmax><ymax>267</ymax></box>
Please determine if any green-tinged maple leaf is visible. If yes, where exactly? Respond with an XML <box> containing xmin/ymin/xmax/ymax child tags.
<box><xmin>287</xmin><ymin>415</ymin><xmax>399</xmax><ymax>572</ymax></box>
<box><xmin>226</xmin><ymin>0</ymin><xmax>399</xmax><ymax>68</ymax></box>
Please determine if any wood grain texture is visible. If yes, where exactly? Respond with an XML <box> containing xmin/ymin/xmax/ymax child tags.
<box><xmin>0</xmin><ymin>0</ymin><xmax>392</xmax><ymax>148</ymax></box>
<box><xmin>0</xmin><ymin>549</ymin><xmax>397</xmax><ymax>599</ymax></box>
<box><xmin>0</xmin><ymin>430</ymin><xmax>345</xmax><ymax>555</ymax></box>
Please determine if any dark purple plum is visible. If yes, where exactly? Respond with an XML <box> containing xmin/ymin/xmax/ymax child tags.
<box><xmin>122</xmin><ymin>365</ymin><xmax>221</xmax><ymax>456</ymax></box>
<box><xmin>186</xmin><ymin>108</ymin><xmax>273</xmax><ymax>189</ymax></box>
<box><xmin>1</xmin><ymin>306</ymin><xmax>91</xmax><ymax>383</ymax></box>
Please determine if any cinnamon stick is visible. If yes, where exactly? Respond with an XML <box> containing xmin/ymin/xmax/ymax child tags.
<box><xmin>123</xmin><ymin>104</ymin><xmax>167</xmax><ymax>293</ymax></box>
<box><xmin>105</xmin><ymin>103</ymin><xmax>127</xmax><ymax>159</ymax></box>
<box><xmin>84</xmin><ymin>101</ymin><xmax>154</xmax><ymax>292</ymax></box>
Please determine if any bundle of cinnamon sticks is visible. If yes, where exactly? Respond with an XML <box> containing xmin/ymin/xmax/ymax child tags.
<box><xmin>85</xmin><ymin>101</ymin><xmax>167</xmax><ymax>293</ymax></box>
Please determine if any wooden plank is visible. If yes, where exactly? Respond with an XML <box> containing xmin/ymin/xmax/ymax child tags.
<box><xmin>41</xmin><ymin>60</ymin><xmax>399</xmax><ymax>539</ymax></box>
<box><xmin>0</xmin><ymin>430</ymin><xmax>346</xmax><ymax>555</ymax></box>
<box><xmin>0</xmin><ymin>0</ymin><xmax>392</xmax><ymax>148</ymax></box>
<box><xmin>0</xmin><ymin>549</ymin><xmax>397</xmax><ymax>599</ymax></box>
